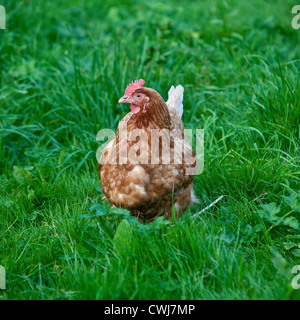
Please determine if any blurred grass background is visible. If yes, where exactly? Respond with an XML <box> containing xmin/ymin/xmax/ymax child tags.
<box><xmin>0</xmin><ymin>0</ymin><xmax>299</xmax><ymax>299</ymax></box>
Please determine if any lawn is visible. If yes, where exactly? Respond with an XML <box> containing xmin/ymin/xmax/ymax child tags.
<box><xmin>0</xmin><ymin>0</ymin><xmax>300</xmax><ymax>300</ymax></box>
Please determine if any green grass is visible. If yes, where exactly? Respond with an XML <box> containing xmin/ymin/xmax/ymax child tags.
<box><xmin>0</xmin><ymin>0</ymin><xmax>300</xmax><ymax>300</ymax></box>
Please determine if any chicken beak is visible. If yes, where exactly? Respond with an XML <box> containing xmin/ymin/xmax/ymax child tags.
<box><xmin>118</xmin><ymin>96</ymin><xmax>130</xmax><ymax>104</ymax></box>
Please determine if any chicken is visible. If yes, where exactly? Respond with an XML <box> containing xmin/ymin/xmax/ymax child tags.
<box><xmin>98</xmin><ymin>79</ymin><xmax>198</xmax><ymax>222</ymax></box>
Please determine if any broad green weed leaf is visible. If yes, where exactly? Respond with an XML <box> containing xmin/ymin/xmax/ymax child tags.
<box><xmin>26</xmin><ymin>211</ymin><xmax>38</xmax><ymax>221</ymax></box>
<box><xmin>283</xmin><ymin>193</ymin><xmax>300</xmax><ymax>212</ymax></box>
<box><xmin>283</xmin><ymin>242</ymin><xmax>297</xmax><ymax>250</ymax></box>
<box><xmin>152</xmin><ymin>216</ymin><xmax>172</xmax><ymax>228</ymax></box>
<box><xmin>283</xmin><ymin>216</ymin><xmax>300</xmax><ymax>230</ymax></box>
<box><xmin>27</xmin><ymin>187</ymin><xmax>35</xmax><ymax>202</ymax></box>
<box><xmin>109</xmin><ymin>208</ymin><xmax>131</xmax><ymax>216</ymax></box>
<box><xmin>258</xmin><ymin>202</ymin><xmax>280</xmax><ymax>223</ymax></box>
<box><xmin>291</xmin><ymin>249</ymin><xmax>300</xmax><ymax>257</ymax></box>
<box><xmin>89</xmin><ymin>204</ymin><xmax>108</xmax><ymax>216</ymax></box>
<box><xmin>13</xmin><ymin>166</ymin><xmax>33</xmax><ymax>185</ymax></box>
<box><xmin>113</xmin><ymin>219</ymin><xmax>132</xmax><ymax>253</ymax></box>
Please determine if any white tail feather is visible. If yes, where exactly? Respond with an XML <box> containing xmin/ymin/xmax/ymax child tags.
<box><xmin>166</xmin><ymin>85</ymin><xmax>184</xmax><ymax>118</ymax></box>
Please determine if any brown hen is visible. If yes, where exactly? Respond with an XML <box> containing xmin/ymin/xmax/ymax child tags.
<box><xmin>98</xmin><ymin>80</ymin><xmax>198</xmax><ymax>222</ymax></box>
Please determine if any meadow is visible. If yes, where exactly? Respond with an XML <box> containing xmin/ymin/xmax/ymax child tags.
<box><xmin>0</xmin><ymin>0</ymin><xmax>300</xmax><ymax>299</ymax></box>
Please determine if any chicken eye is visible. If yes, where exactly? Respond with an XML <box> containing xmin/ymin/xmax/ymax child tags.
<box><xmin>136</xmin><ymin>94</ymin><xmax>142</xmax><ymax>98</ymax></box>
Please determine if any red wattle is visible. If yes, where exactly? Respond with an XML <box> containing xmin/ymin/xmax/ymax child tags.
<box><xmin>130</xmin><ymin>104</ymin><xmax>141</xmax><ymax>114</ymax></box>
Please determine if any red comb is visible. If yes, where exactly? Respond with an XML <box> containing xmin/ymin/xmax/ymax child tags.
<box><xmin>124</xmin><ymin>79</ymin><xmax>145</xmax><ymax>96</ymax></box>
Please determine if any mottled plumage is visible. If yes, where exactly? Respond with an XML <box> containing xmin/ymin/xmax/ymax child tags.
<box><xmin>98</xmin><ymin>81</ymin><xmax>198</xmax><ymax>222</ymax></box>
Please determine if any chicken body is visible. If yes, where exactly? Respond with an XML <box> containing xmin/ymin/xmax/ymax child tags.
<box><xmin>99</xmin><ymin>82</ymin><xmax>198</xmax><ymax>222</ymax></box>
